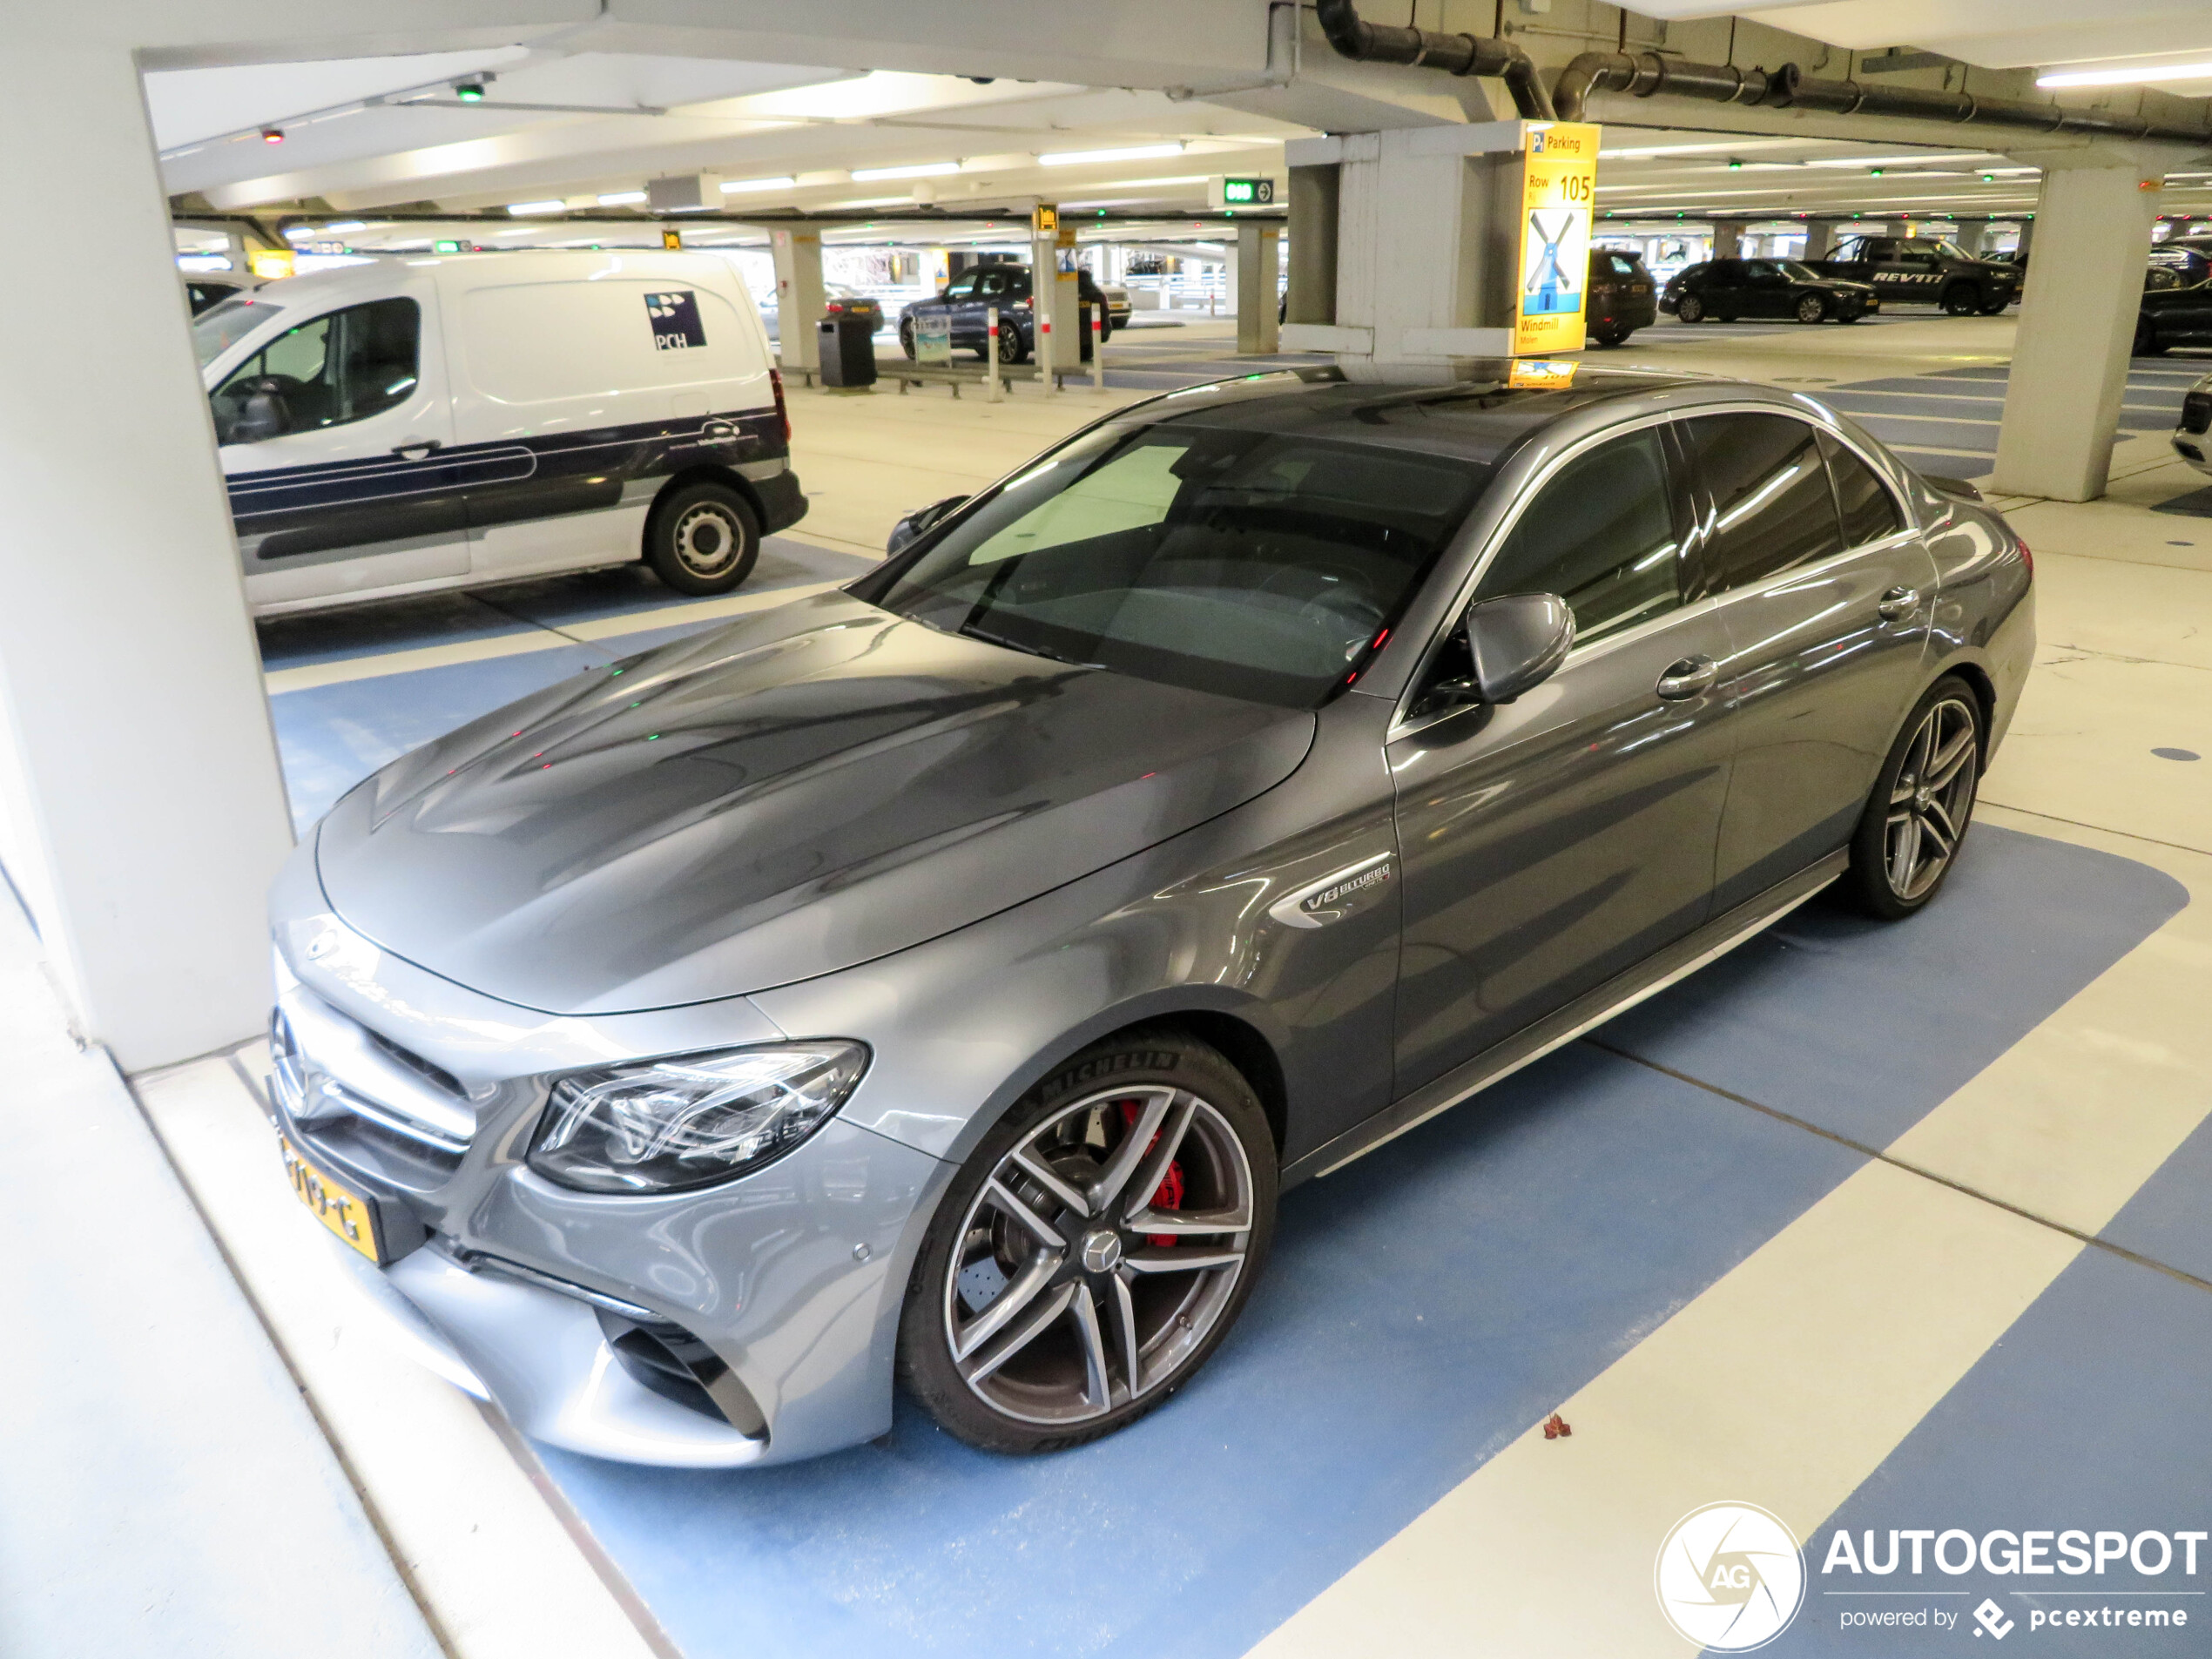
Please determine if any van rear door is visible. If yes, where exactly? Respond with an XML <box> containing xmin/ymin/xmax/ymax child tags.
<box><xmin>444</xmin><ymin>259</ymin><xmax>776</xmax><ymax>582</ymax></box>
<box><xmin>215</xmin><ymin>269</ymin><xmax>465</xmax><ymax>606</ymax></box>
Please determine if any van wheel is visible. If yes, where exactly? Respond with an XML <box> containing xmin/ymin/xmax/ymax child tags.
<box><xmin>645</xmin><ymin>482</ymin><xmax>759</xmax><ymax>597</ymax></box>
<box><xmin>897</xmin><ymin>1029</ymin><xmax>1277</xmax><ymax>1454</ymax></box>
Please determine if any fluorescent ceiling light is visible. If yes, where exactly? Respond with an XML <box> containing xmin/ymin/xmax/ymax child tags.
<box><xmin>506</xmin><ymin>199</ymin><xmax>565</xmax><ymax>215</ymax></box>
<box><xmin>597</xmin><ymin>191</ymin><xmax>647</xmax><ymax>206</ymax></box>
<box><xmin>2039</xmin><ymin>59</ymin><xmax>2212</xmax><ymax>88</ymax></box>
<box><xmin>823</xmin><ymin>195</ymin><xmax>908</xmax><ymax>208</ymax></box>
<box><xmin>721</xmin><ymin>175</ymin><xmax>798</xmax><ymax>193</ymax></box>
<box><xmin>851</xmin><ymin>161</ymin><xmax>960</xmax><ymax>181</ymax></box>
<box><xmin>1039</xmin><ymin>144</ymin><xmax>1184</xmax><ymax>166</ymax></box>
<box><xmin>1798</xmin><ymin>152</ymin><xmax>1995</xmax><ymax>169</ymax></box>
<box><xmin>321</xmin><ymin>220</ymin><xmax>366</xmax><ymax>233</ymax></box>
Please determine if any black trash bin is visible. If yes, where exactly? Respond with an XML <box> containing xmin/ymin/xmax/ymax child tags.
<box><xmin>817</xmin><ymin>315</ymin><xmax>877</xmax><ymax>388</ymax></box>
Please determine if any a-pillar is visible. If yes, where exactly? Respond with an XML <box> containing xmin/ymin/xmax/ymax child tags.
<box><xmin>771</xmin><ymin>228</ymin><xmax>824</xmax><ymax>374</ymax></box>
<box><xmin>1993</xmin><ymin>164</ymin><xmax>2161</xmax><ymax>501</ymax></box>
<box><xmin>1237</xmin><ymin>223</ymin><xmax>1280</xmax><ymax>354</ymax></box>
<box><xmin>0</xmin><ymin>42</ymin><xmax>294</xmax><ymax>1069</ymax></box>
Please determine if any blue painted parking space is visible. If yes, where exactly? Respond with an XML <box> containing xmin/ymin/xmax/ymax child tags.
<box><xmin>1793</xmin><ymin>1249</ymin><xmax>2212</xmax><ymax>1655</ymax></box>
<box><xmin>523</xmin><ymin>827</ymin><xmax>2180</xmax><ymax>1659</ymax></box>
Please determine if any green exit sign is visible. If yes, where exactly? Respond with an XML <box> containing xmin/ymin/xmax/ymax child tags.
<box><xmin>433</xmin><ymin>239</ymin><xmax>464</xmax><ymax>253</ymax></box>
<box><xmin>1215</xmin><ymin>176</ymin><xmax>1276</xmax><ymax>207</ymax></box>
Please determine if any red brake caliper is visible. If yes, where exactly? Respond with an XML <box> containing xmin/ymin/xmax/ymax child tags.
<box><xmin>1116</xmin><ymin>1100</ymin><xmax>1184</xmax><ymax>1248</ymax></box>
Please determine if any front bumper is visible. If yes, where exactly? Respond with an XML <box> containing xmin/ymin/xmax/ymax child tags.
<box><xmin>268</xmin><ymin>846</ymin><xmax>951</xmax><ymax>1467</ymax></box>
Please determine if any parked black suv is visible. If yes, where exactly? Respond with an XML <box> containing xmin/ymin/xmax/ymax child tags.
<box><xmin>2141</xmin><ymin>249</ymin><xmax>2212</xmax><ymax>357</ymax></box>
<box><xmin>1660</xmin><ymin>259</ymin><xmax>1879</xmax><ymax>325</ymax></box>
<box><xmin>900</xmin><ymin>266</ymin><xmax>1112</xmax><ymax>361</ymax></box>
<box><xmin>1586</xmin><ymin>248</ymin><xmax>1656</xmax><ymax>346</ymax></box>
<box><xmin>1804</xmin><ymin>236</ymin><xmax>2019</xmax><ymax>315</ymax></box>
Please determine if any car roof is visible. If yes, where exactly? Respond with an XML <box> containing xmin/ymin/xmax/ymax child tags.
<box><xmin>1116</xmin><ymin>364</ymin><xmax>1725</xmax><ymax>468</ymax></box>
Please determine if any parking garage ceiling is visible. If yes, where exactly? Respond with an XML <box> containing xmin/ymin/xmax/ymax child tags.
<box><xmin>155</xmin><ymin>1</ymin><xmax>2212</xmax><ymax>239</ymax></box>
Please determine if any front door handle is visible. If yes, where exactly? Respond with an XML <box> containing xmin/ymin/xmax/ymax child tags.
<box><xmin>1655</xmin><ymin>655</ymin><xmax>1718</xmax><ymax>700</ymax></box>
<box><xmin>391</xmin><ymin>438</ymin><xmax>442</xmax><ymax>460</ymax></box>
<box><xmin>1877</xmin><ymin>585</ymin><xmax>1922</xmax><ymax>622</ymax></box>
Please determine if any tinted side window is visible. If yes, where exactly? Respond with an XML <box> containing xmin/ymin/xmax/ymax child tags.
<box><xmin>209</xmin><ymin>298</ymin><xmax>419</xmax><ymax>446</ymax></box>
<box><xmin>1687</xmin><ymin>413</ymin><xmax>1845</xmax><ymax>591</ymax></box>
<box><xmin>1819</xmin><ymin>433</ymin><xmax>1905</xmax><ymax>546</ymax></box>
<box><xmin>1477</xmin><ymin>428</ymin><xmax>1683</xmax><ymax>646</ymax></box>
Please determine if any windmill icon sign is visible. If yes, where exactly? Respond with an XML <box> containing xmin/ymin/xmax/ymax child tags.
<box><xmin>1522</xmin><ymin>210</ymin><xmax>1581</xmax><ymax>316</ymax></box>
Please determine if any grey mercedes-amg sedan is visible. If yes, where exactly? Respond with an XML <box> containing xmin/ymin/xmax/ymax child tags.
<box><xmin>266</xmin><ymin>363</ymin><xmax>2032</xmax><ymax>1466</ymax></box>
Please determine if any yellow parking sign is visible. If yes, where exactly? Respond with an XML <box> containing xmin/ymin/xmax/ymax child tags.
<box><xmin>1514</xmin><ymin>122</ymin><xmax>1601</xmax><ymax>356</ymax></box>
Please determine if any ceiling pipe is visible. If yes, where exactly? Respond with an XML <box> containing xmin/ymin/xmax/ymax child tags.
<box><xmin>1554</xmin><ymin>51</ymin><xmax>2212</xmax><ymax>146</ymax></box>
<box><xmin>1312</xmin><ymin>0</ymin><xmax>1555</xmax><ymax>121</ymax></box>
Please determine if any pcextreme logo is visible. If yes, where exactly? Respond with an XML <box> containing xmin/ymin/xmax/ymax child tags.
<box><xmin>1656</xmin><ymin>1502</ymin><xmax>1807</xmax><ymax>1651</ymax></box>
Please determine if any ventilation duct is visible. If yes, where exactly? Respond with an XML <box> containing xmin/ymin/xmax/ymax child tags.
<box><xmin>1313</xmin><ymin>0</ymin><xmax>1555</xmax><ymax>121</ymax></box>
<box><xmin>1553</xmin><ymin>52</ymin><xmax>2212</xmax><ymax>145</ymax></box>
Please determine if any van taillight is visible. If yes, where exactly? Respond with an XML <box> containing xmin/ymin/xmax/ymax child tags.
<box><xmin>770</xmin><ymin>368</ymin><xmax>790</xmax><ymax>444</ymax></box>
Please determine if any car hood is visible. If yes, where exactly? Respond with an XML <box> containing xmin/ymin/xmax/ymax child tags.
<box><xmin>314</xmin><ymin>590</ymin><xmax>1315</xmax><ymax>1015</ymax></box>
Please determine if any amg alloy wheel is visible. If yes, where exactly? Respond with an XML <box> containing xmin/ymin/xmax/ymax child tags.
<box><xmin>1795</xmin><ymin>293</ymin><xmax>1826</xmax><ymax>325</ymax></box>
<box><xmin>1843</xmin><ymin>677</ymin><xmax>1981</xmax><ymax>919</ymax></box>
<box><xmin>900</xmin><ymin>1035</ymin><xmax>1275</xmax><ymax>1453</ymax></box>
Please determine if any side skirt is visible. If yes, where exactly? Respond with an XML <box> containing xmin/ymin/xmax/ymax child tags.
<box><xmin>1280</xmin><ymin>850</ymin><xmax>1850</xmax><ymax>1189</ymax></box>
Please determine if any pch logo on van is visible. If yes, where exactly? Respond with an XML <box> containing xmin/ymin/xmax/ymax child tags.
<box><xmin>645</xmin><ymin>291</ymin><xmax>707</xmax><ymax>350</ymax></box>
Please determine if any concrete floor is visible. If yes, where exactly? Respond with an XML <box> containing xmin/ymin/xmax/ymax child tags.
<box><xmin>14</xmin><ymin>311</ymin><xmax>2212</xmax><ymax>1657</ymax></box>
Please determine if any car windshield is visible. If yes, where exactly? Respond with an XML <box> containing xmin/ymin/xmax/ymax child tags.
<box><xmin>1928</xmin><ymin>241</ymin><xmax>1973</xmax><ymax>262</ymax></box>
<box><xmin>864</xmin><ymin>421</ymin><xmax>1491</xmax><ymax>707</ymax></box>
<box><xmin>191</xmin><ymin>294</ymin><xmax>283</xmax><ymax>368</ymax></box>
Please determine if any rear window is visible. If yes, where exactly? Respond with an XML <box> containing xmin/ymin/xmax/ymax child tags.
<box><xmin>459</xmin><ymin>280</ymin><xmax>756</xmax><ymax>403</ymax></box>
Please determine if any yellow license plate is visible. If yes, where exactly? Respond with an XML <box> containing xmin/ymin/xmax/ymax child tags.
<box><xmin>280</xmin><ymin>1136</ymin><xmax>382</xmax><ymax>1263</ymax></box>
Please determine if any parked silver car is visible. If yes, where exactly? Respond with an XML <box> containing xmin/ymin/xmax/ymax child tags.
<box><xmin>268</xmin><ymin>363</ymin><xmax>2033</xmax><ymax>1466</ymax></box>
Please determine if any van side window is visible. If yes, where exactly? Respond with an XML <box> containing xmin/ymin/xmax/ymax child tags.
<box><xmin>211</xmin><ymin>298</ymin><xmax>420</xmax><ymax>445</ymax></box>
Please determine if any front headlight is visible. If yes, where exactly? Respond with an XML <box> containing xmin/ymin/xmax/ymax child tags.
<box><xmin>527</xmin><ymin>1042</ymin><xmax>869</xmax><ymax>1193</ymax></box>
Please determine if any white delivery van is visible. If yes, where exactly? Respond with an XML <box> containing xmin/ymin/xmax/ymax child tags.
<box><xmin>192</xmin><ymin>251</ymin><xmax>805</xmax><ymax>616</ymax></box>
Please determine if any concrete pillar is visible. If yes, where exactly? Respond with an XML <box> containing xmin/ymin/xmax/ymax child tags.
<box><xmin>1286</xmin><ymin>164</ymin><xmax>1340</xmax><ymax>326</ymax></box>
<box><xmin>771</xmin><ymin>229</ymin><xmax>824</xmax><ymax>373</ymax></box>
<box><xmin>1300</xmin><ymin>123</ymin><xmax>1521</xmax><ymax>377</ymax></box>
<box><xmin>1805</xmin><ymin>219</ymin><xmax>1844</xmax><ymax>260</ymax></box>
<box><xmin>1237</xmin><ymin>223</ymin><xmax>1281</xmax><ymax>354</ymax></box>
<box><xmin>0</xmin><ymin>42</ymin><xmax>295</xmax><ymax>1069</ymax></box>
<box><xmin>1993</xmin><ymin>165</ymin><xmax>2161</xmax><ymax>502</ymax></box>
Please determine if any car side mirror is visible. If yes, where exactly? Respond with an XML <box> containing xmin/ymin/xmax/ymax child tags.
<box><xmin>1460</xmin><ymin>592</ymin><xmax>1575</xmax><ymax>704</ymax></box>
<box><xmin>887</xmin><ymin>493</ymin><xmax>968</xmax><ymax>555</ymax></box>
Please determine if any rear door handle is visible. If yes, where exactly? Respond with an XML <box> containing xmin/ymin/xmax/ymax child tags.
<box><xmin>391</xmin><ymin>439</ymin><xmax>442</xmax><ymax>460</ymax></box>
<box><xmin>699</xmin><ymin>418</ymin><xmax>739</xmax><ymax>446</ymax></box>
<box><xmin>1877</xmin><ymin>585</ymin><xmax>1922</xmax><ymax>622</ymax></box>
<box><xmin>1655</xmin><ymin>654</ymin><xmax>1718</xmax><ymax>700</ymax></box>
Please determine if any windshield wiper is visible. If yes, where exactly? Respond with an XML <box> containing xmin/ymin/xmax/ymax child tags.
<box><xmin>956</xmin><ymin>621</ymin><xmax>1096</xmax><ymax>669</ymax></box>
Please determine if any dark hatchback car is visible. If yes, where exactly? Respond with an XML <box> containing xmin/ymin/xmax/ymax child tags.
<box><xmin>900</xmin><ymin>264</ymin><xmax>1114</xmax><ymax>361</ymax></box>
<box><xmin>267</xmin><ymin>363</ymin><xmax>2031</xmax><ymax>1469</ymax></box>
<box><xmin>1586</xmin><ymin>247</ymin><xmax>1657</xmax><ymax>346</ymax></box>
<box><xmin>1662</xmin><ymin>258</ymin><xmax>1880</xmax><ymax>325</ymax></box>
